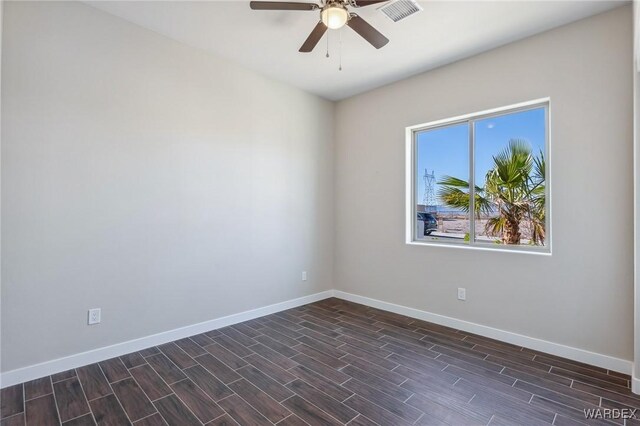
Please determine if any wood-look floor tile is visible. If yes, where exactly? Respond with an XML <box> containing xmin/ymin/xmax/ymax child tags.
<box><xmin>282</xmin><ymin>395</ymin><xmax>342</xmax><ymax>426</ymax></box>
<box><xmin>204</xmin><ymin>330</ymin><xmax>223</xmax><ymax>339</ymax></box>
<box><xmin>53</xmin><ymin>377</ymin><xmax>91</xmax><ymax>422</ymax></box>
<box><xmin>132</xmin><ymin>413</ymin><xmax>166</xmax><ymax>426</ymax></box>
<box><xmin>120</xmin><ymin>353</ymin><xmax>146</xmax><ymax>369</ymax></box>
<box><xmin>342</xmin><ymin>354</ymin><xmax>406</xmax><ymax>385</ymax></box>
<box><xmin>343</xmin><ymin>378</ymin><xmax>422</xmax><ymax>423</ymax></box>
<box><xmin>339</xmin><ymin>342</ymin><xmax>397</xmax><ymax>370</ymax></box>
<box><xmin>249</xmin><ymin>343</ymin><xmax>297</xmax><ymax>370</ymax></box>
<box><xmin>438</xmin><ymin>354</ymin><xmax>512</xmax><ymax>383</ymax></box>
<box><xmin>7</xmin><ymin>298</ymin><xmax>639</xmax><ymax>426</ymax></box>
<box><xmin>194</xmin><ymin>353</ymin><xmax>241</xmax><ymax>384</ymax></box>
<box><xmin>219</xmin><ymin>327</ymin><xmax>257</xmax><ymax>347</ymax></box>
<box><xmin>51</xmin><ymin>370</ymin><xmax>77</xmax><ymax>383</ymax></box>
<box><xmin>236</xmin><ymin>365</ymin><xmax>294</xmax><ymax>402</ymax></box>
<box><xmin>213</xmin><ymin>335</ymin><xmax>253</xmax><ymax>358</ymax></box>
<box><xmin>514</xmin><ymin>378</ymin><xmax>600</xmax><ymax>408</ymax></box>
<box><xmin>344</xmin><ymin>394</ymin><xmax>413</xmax><ymax>426</ymax></box>
<box><xmin>217</xmin><ymin>395</ymin><xmax>271</xmax><ymax>426</ymax></box>
<box><xmin>529</xmin><ymin>396</ymin><xmax>613</xmax><ymax>426</ymax></box>
<box><xmin>76</xmin><ymin>364</ymin><xmax>112</xmax><ymax>401</ymax></box>
<box><xmin>189</xmin><ymin>333</ymin><xmax>214</xmax><ymax>348</ymax></box>
<box><xmin>468</xmin><ymin>390</ymin><xmax>555</xmax><ymax>425</ymax></box>
<box><xmin>25</xmin><ymin>394</ymin><xmax>59</xmax><ymax>426</ymax></box>
<box><xmin>174</xmin><ymin>338</ymin><xmax>206</xmax><ymax>358</ymax></box>
<box><xmin>299</xmin><ymin>321</ymin><xmax>341</xmax><ymax>339</ymax></box>
<box><xmin>1</xmin><ymin>385</ymin><xmax>23</xmax><ymax>419</ymax></box>
<box><xmin>129</xmin><ymin>365</ymin><xmax>171</xmax><ymax>401</ymax></box>
<box><xmin>170</xmin><ymin>379</ymin><xmax>224</xmax><ymax>423</ymax></box>
<box><xmin>291</xmin><ymin>354</ymin><xmax>349</xmax><ymax>384</ymax></box>
<box><xmin>111</xmin><ymin>378</ymin><xmax>156</xmax><ymax>422</ymax></box>
<box><xmin>266</xmin><ymin>316</ymin><xmax>302</xmax><ymax>332</ymax></box>
<box><xmin>231</xmin><ymin>323</ymin><xmax>263</xmax><ymax>339</ymax></box>
<box><xmin>253</xmin><ymin>335</ymin><xmax>298</xmax><ymax>358</ymax></box>
<box><xmin>244</xmin><ymin>353</ymin><xmax>296</xmax><ymax>385</ymax></box>
<box><xmin>256</xmin><ymin>327</ymin><xmax>298</xmax><ymax>347</ymax></box>
<box><xmin>259</xmin><ymin>321</ymin><xmax>302</xmax><ymax>340</ymax></box>
<box><xmin>406</xmin><ymin>392</ymin><xmax>489</xmax><ymax>425</ymax></box>
<box><xmin>99</xmin><ymin>358</ymin><xmax>130</xmax><ymax>383</ymax></box>
<box><xmin>89</xmin><ymin>394</ymin><xmax>130</xmax><ymax>426</ymax></box>
<box><xmin>228</xmin><ymin>379</ymin><xmax>290</xmax><ymax>423</ymax></box>
<box><xmin>204</xmin><ymin>344</ymin><xmax>247</xmax><ymax>370</ymax></box>
<box><xmin>205</xmin><ymin>414</ymin><xmax>239</xmax><ymax>425</ymax></box>
<box><xmin>153</xmin><ymin>395</ymin><xmax>199</xmax><ymax>426</ymax></box>
<box><xmin>145</xmin><ymin>354</ymin><xmax>186</xmax><ymax>385</ymax></box>
<box><xmin>0</xmin><ymin>413</ymin><xmax>24</xmax><ymax>426</ymax></box>
<box><xmin>346</xmin><ymin>414</ymin><xmax>379</xmax><ymax>426</ymax></box>
<box><xmin>158</xmin><ymin>343</ymin><xmax>196</xmax><ymax>370</ymax></box>
<box><xmin>293</xmin><ymin>344</ymin><xmax>347</xmax><ymax>370</ymax></box>
<box><xmin>380</xmin><ymin>336</ymin><xmax>438</xmax><ymax>358</ymax></box>
<box><xmin>454</xmin><ymin>374</ymin><xmax>532</xmax><ymax>403</ymax></box>
<box><xmin>183</xmin><ymin>365</ymin><xmax>232</xmax><ymax>402</ymax></box>
<box><xmin>138</xmin><ymin>347</ymin><xmax>160</xmax><ymax>358</ymax></box>
<box><xmin>62</xmin><ymin>414</ymin><xmax>95</xmax><ymax>426</ymax></box>
<box><xmin>289</xmin><ymin>365</ymin><xmax>353</xmax><ymax>402</ymax></box>
<box><xmin>24</xmin><ymin>378</ymin><xmax>52</xmax><ymax>401</ymax></box>
<box><xmin>286</xmin><ymin>379</ymin><xmax>357</xmax><ymax>423</ymax></box>
<box><xmin>274</xmin><ymin>414</ymin><xmax>307</xmax><ymax>426</ymax></box>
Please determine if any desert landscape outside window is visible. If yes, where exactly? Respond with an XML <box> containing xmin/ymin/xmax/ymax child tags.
<box><xmin>408</xmin><ymin>100</ymin><xmax>549</xmax><ymax>253</ymax></box>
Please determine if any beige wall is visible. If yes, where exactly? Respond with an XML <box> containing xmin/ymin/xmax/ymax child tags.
<box><xmin>1</xmin><ymin>1</ymin><xmax>334</xmax><ymax>372</ymax></box>
<box><xmin>335</xmin><ymin>6</ymin><xmax>634</xmax><ymax>361</ymax></box>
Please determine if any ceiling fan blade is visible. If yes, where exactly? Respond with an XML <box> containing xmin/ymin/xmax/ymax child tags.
<box><xmin>299</xmin><ymin>21</ymin><xmax>327</xmax><ymax>52</ymax></box>
<box><xmin>250</xmin><ymin>1</ymin><xmax>318</xmax><ymax>11</ymax></box>
<box><xmin>347</xmin><ymin>14</ymin><xmax>389</xmax><ymax>49</ymax></box>
<box><xmin>352</xmin><ymin>0</ymin><xmax>388</xmax><ymax>7</ymax></box>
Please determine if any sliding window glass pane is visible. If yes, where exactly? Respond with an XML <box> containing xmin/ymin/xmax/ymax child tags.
<box><xmin>473</xmin><ymin>107</ymin><xmax>547</xmax><ymax>246</ymax></box>
<box><xmin>415</xmin><ymin>123</ymin><xmax>469</xmax><ymax>242</ymax></box>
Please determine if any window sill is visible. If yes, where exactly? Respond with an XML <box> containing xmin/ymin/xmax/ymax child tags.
<box><xmin>406</xmin><ymin>239</ymin><xmax>552</xmax><ymax>256</ymax></box>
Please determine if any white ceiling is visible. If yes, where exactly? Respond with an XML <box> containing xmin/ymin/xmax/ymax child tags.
<box><xmin>87</xmin><ymin>0</ymin><xmax>627</xmax><ymax>100</ymax></box>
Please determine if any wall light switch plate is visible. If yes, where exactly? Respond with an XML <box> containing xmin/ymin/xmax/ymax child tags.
<box><xmin>457</xmin><ymin>288</ymin><xmax>466</xmax><ymax>301</ymax></box>
<box><xmin>302</xmin><ymin>271</ymin><xmax>308</xmax><ymax>281</ymax></box>
<box><xmin>88</xmin><ymin>308</ymin><xmax>101</xmax><ymax>325</ymax></box>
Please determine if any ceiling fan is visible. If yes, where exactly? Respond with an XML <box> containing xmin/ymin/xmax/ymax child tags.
<box><xmin>249</xmin><ymin>0</ymin><xmax>389</xmax><ymax>53</ymax></box>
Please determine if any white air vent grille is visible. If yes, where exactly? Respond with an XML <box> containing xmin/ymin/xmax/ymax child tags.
<box><xmin>378</xmin><ymin>0</ymin><xmax>423</xmax><ymax>23</ymax></box>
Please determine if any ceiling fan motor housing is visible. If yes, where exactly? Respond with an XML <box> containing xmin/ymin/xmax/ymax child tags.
<box><xmin>321</xmin><ymin>1</ymin><xmax>350</xmax><ymax>29</ymax></box>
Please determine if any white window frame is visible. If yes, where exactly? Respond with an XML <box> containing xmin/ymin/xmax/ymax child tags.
<box><xmin>405</xmin><ymin>98</ymin><xmax>551</xmax><ymax>255</ymax></box>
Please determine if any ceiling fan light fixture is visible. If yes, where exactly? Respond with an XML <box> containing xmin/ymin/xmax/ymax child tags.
<box><xmin>321</xmin><ymin>5</ymin><xmax>349</xmax><ymax>29</ymax></box>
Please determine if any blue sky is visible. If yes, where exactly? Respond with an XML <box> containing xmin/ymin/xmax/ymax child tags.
<box><xmin>416</xmin><ymin>107</ymin><xmax>546</xmax><ymax>206</ymax></box>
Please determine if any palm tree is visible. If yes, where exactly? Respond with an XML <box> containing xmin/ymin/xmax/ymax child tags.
<box><xmin>437</xmin><ymin>139</ymin><xmax>545</xmax><ymax>245</ymax></box>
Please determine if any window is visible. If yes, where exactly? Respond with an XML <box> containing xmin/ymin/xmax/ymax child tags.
<box><xmin>406</xmin><ymin>99</ymin><xmax>550</xmax><ymax>253</ymax></box>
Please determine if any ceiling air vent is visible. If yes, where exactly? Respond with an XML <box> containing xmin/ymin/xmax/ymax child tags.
<box><xmin>378</xmin><ymin>0</ymin><xmax>423</xmax><ymax>23</ymax></box>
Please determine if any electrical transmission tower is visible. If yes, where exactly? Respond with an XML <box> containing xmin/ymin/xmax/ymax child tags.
<box><xmin>423</xmin><ymin>169</ymin><xmax>437</xmax><ymax>213</ymax></box>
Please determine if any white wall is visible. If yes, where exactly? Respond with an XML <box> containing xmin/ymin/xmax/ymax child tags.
<box><xmin>1</xmin><ymin>1</ymin><xmax>334</xmax><ymax>373</ymax></box>
<box><xmin>335</xmin><ymin>6</ymin><xmax>634</xmax><ymax>362</ymax></box>
<box><xmin>633</xmin><ymin>0</ymin><xmax>640</xmax><ymax>390</ymax></box>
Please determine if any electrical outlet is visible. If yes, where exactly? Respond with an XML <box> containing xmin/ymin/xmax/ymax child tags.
<box><xmin>457</xmin><ymin>288</ymin><xmax>466</xmax><ymax>301</ymax></box>
<box><xmin>302</xmin><ymin>271</ymin><xmax>308</xmax><ymax>281</ymax></box>
<box><xmin>88</xmin><ymin>308</ymin><xmax>101</xmax><ymax>325</ymax></box>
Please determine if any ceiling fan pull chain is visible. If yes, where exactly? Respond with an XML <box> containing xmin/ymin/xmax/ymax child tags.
<box><xmin>339</xmin><ymin>28</ymin><xmax>343</xmax><ymax>71</ymax></box>
<box><xmin>326</xmin><ymin>29</ymin><xmax>331</xmax><ymax>58</ymax></box>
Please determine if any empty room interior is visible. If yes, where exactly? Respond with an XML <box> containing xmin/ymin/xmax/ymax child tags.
<box><xmin>1</xmin><ymin>0</ymin><xmax>640</xmax><ymax>425</ymax></box>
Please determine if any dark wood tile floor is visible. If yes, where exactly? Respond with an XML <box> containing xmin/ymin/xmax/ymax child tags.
<box><xmin>1</xmin><ymin>298</ymin><xmax>639</xmax><ymax>425</ymax></box>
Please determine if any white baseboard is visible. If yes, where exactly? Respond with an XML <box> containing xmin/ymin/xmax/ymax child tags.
<box><xmin>0</xmin><ymin>290</ymin><xmax>335</xmax><ymax>388</ymax></box>
<box><xmin>334</xmin><ymin>290</ymin><xmax>633</xmax><ymax>375</ymax></box>
<box><xmin>2</xmin><ymin>288</ymin><xmax>633</xmax><ymax>389</ymax></box>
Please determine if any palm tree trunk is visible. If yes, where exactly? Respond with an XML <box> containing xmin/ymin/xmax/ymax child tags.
<box><xmin>502</xmin><ymin>216</ymin><xmax>521</xmax><ymax>245</ymax></box>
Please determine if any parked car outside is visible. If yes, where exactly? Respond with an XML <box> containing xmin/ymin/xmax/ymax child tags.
<box><xmin>417</xmin><ymin>212</ymin><xmax>438</xmax><ymax>235</ymax></box>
